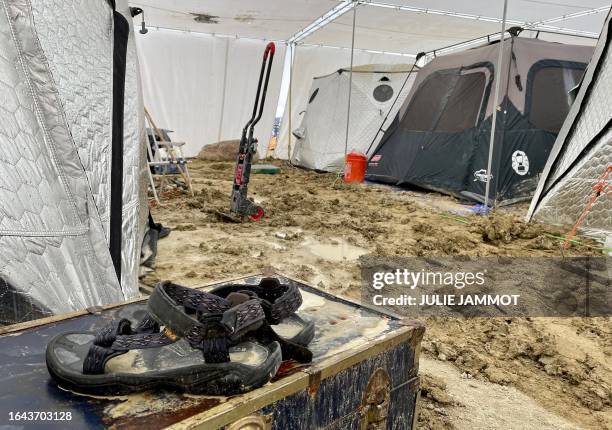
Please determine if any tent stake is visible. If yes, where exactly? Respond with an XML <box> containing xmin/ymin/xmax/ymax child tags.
<box><xmin>484</xmin><ymin>0</ymin><xmax>509</xmax><ymax>209</ymax></box>
<box><xmin>344</xmin><ymin>1</ymin><xmax>358</xmax><ymax>161</ymax></box>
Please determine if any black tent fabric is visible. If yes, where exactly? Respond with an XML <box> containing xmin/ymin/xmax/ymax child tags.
<box><xmin>366</xmin><ymin>36</ymin><xmax>593</xmax><ymax>205</ymax></box>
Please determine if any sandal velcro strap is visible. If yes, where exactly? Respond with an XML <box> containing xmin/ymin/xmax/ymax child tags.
<box><xmin>184</xmin><ymin>315</ymin><xmax>228</xmax><ymax>345</ymax></box>
<box><xmin>111</xmin><ymin>332</ymin><xmax>176</xmax><ymax>351</ymax></box>
<box><xmin>84</xmin><ymin>331</ymin><xmax>175</xmax><ymax>374</ymax></box>
<box><xmin>183</xmin><ymin>315</ymin><xmax>231</xmax><ymax>364</ymax></box>
<box><xmin>261</xmin><ymin>278</ymin><xmax>303</xmax><ymax>324</ymax></box>
<box><xmin>83</xmin><ymin>344</ymin><xmax>121</xmax><ymax>375</ymax></box>
<box><xmin>212</xmin><ymin>278</ymin><xmax>303</xmax><ymax>324</ymax></box>
<box><xmin>134</xmin><ymin>314</ymin><xmax>161</xmax><ymax>333</ymax></box>
<box><xmin>163</xmin><ymin>282</ymin><xmax>228</xmax><ymax>313</ymax></box>
<box><xmin>147</xmin><ymin>282</ymin><xmax>266</xmax><ymax>363</ymax></box>
<box><xmin>148</xmin><ymin>282</ymin><xmax>265</xmax><ymax>340</ymax></box>
<box><xmin>94</xmin><ymin>318</ymin><xmax>132</xmax><ymax>347</ymax></box>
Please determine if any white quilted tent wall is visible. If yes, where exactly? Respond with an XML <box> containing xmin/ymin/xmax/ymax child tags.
<box><xmin>136</xmin><ymin>29</ymin><xmax>286</xmax><ymax>157</ymax></box>
<box><xmin>528</xmin><ymin>10</ymin><xmax>611</xmax><ymax>239</ymax></box>
<box><xmin>0</xmin><ymin>0</ymin><xmax>137</xmax><ymax>321</ymax></box>
<box><xmin>28</xmin><ymin>0</ymin><xmax>148</xmax><ymax>296</ymax></box>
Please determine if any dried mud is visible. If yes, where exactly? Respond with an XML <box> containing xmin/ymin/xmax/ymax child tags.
<box><xmin>149</xmin><ymin>160</ymin><xmax>610</xmax><ymax>430</ymax></box>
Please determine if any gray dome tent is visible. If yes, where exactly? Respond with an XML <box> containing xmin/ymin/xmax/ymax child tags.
<box><xmin>366</xmin><ymin>34</ymin><xmax>594</xmax><ymax>205</ymax></box>
<box><xmin>528</xmin><ymin>10</ymin><xmax>611</xmax><ymax>242</ymax></box>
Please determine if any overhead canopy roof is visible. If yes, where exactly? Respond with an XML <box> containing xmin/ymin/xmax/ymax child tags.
<box><xmin>370</xmin><ymin>0</ymin><xmax>608</xmax><ymax>30</ymax></box>
<box><xmin>303</xmin><ymin>7</ymin><xmax>502</xmax><ymax>54</ymax></box>
<box><xmin>132</xmin><ymin>0</ymin><xmax>610</xmax><ymax>53</ymax></box>
<box><xmin>130</xmin><ymin>0</ymin><xmax>337</xmax><ymax>41</ymax></box>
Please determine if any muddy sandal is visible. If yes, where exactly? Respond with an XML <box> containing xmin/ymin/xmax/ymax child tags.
<box><xmin>107</xmin><ymin>278</ymin><xmax>314</xmax><ymax>362</ymax></box>
<box><xmin>208</xmin><ymin>277</ymin><xmax>315</xmax><ymax>363</ymax></box>
<box><xmin>46</xmin><ymin>284</ymin><xmax>281</xmax><ymax>395</ymax></box>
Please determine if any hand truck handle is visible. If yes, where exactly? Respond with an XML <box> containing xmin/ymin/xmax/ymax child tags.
<box><xmin>250</xmin><ymin>42</ymin><xmax>275</xmax><ymax>132</ymax></box>
<box><xmin>242</xmin><ymin>42</ymin><xmax>276</xmax><ymax>137</ymax></box>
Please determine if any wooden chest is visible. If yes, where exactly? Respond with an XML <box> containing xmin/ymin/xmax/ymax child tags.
<box><xmin>0</xmin><ymin>274</ymin><xmax>424</xmax><ymax>429</ymax></box>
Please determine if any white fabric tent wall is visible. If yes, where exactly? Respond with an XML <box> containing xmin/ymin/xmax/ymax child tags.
<box><xmin>275</xmin><ymin>45</ymin><xmax>415</xmax><ymax>160</ymax></box>
<box><xmin>136</xmin><ymin>29</ymin><xmax>286</xmax><ymax>157</ymax></box>
<box><xmin>291</xmin><ymin>67</ymin><xmax>416</xmax><ymax>171</ymax></box>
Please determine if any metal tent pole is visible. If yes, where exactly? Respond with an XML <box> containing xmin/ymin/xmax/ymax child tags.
<box><xmin>288</xmin><ymin>42</ymin><xmax>294</xmax><ymax>161</ymax></box>
<box><xmin>484</xmin><ymin>0</ymin><xmax>509</xmax><ymax>209</ymax></box>
<box><xmin>217</xmin><ymin>38</ymin><xmax>230</xmax><ymax>143</ymax></box>
<box><xmin>344</xmin><ymin>1</ymin><xmax>358</xmax><ymax>160</ymax></box>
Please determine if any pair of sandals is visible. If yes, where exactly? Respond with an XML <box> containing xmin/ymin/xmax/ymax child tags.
<box><xmin>46</xmin><ymin>278</ymin><xmax>314</xmax><ymax>395</ymax></box>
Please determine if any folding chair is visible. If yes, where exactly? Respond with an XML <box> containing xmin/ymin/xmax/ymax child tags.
<box><xmin>144</xmin><ymin>107</ymin><xmax>194</xmax><ymax>203</ymax></box>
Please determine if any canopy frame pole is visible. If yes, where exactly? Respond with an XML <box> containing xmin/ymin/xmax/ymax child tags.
<box><xmin>344</xmin><ymin>0</ymin><xmax>358</xmax><ymax>160</ymax></box>
<box><xmin>217</xmin><ymin>38</ymin><xmax>230</xmax><ymax>143</ymax></box>
<box><xmin>364</xmin><ymin>53</ymin><xmax>423</xmax><ymax>156</ymax></box>
<box><xmin>484</xmin><ymin>0</ymin><xmax>509</xmax><ymax>209</ymax></box>
<box><xmin>288</xmin><ymin>42</ymin><xmax>294</xmax><ymax>161</ymax></box>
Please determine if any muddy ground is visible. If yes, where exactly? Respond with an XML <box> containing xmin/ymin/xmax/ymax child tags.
<box><xmin>147</xmin><ymin>160</ymin><xmax>611</xmax><ymax>430</ymax></box>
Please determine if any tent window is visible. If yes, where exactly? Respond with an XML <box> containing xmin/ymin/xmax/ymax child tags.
<box><xmin>373</xmin><ymin>84</ymin><xmax>394</xmax><ymax>103</ymax></box>
<box><xmin>401</xmin><ymin>72</ymin><xmax>454</xmax><ymax>130</ymax></box>
<box><xmin>528</xmin><ymin>66</ymin><xmax>585</xmax><ymax>133</ymax></box>
<box><xmin>379</xmin><ymin>76</ymin><xmax>390</xmax><ymax>82</ymax></box>
<box><xmin>309</xmin><ymin>88</ymin><xmax>319</xmax><ymax>104</ymax></box>
<box><xmin>435</xmin><ymin>72</ymin><xmax>486</xmax><ymax>132</ymax></box>
<box><xmin>401</xmin><ymin>69</ymin><xmax>486</xmax><ymax>132</ymax></box>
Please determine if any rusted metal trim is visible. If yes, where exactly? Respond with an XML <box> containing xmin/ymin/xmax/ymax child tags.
<box><xmin>307</xmin><ymin>368</ymin><xmax>322</xmax><ymax>398</ymax></box>
<box><xmin>360</xmin><ymin>368</ymin><xmax>391</xmax><ymax>429</ymax></box>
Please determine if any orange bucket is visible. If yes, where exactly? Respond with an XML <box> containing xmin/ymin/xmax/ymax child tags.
<box><xmin>344</xmin><ymin>152</ymin><xmax>367</xmax><ymax>183</ymax></box>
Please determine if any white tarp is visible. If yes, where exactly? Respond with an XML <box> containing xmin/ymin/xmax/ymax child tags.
<box><xmin>373</xmin><ymin>0</ymin><xmax>607</xmax><ymax>32</ymax></box>
<box><xmin>136</xmin><ymin>30</ymin><xmax>286</xmax><ymax>157</ymax></box>
<box><xmin>353</xmin><ymin>0</ymin><xmax>609</xmax><ymax>34</ymax></box>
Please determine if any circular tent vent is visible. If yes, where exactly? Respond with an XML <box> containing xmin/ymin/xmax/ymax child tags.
<box><xmin>373</xmin><ymin>84</ymin><xmax>393</xmax><ymax>103</ymax></box>
<box><xmin>309</xmin><ymin>88</ymin><xmax>319</xmax><ymax>104</ymax></box>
